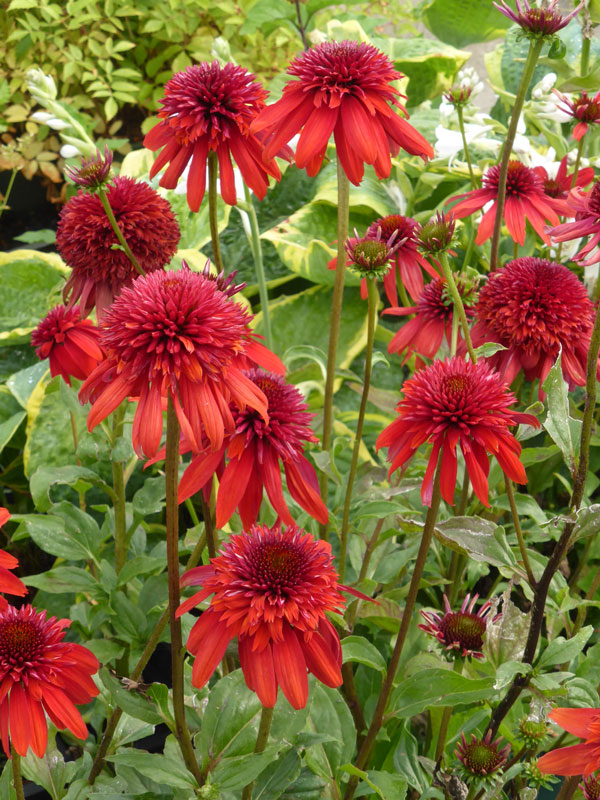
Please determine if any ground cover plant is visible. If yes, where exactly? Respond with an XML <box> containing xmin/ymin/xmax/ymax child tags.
<box><xmin>1</xmin><ymin>0</ymin><xmax>600</xmax><ymax>798</ymax></box>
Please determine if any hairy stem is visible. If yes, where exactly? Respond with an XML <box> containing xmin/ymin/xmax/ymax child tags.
<box><xmin>208</xmin><ymin>150</ymin><xmax>224</xmax><ymax>273</ymax></box>
<box><xmin>343</xmin><ymin>461</ymin><xmax>443</xmax><ymax>800</ymax></box>
<box><xmin>339</xmin><ymin>278</ymin><xmax>378</xmax><ymax>581</ymax></box>
<box><xmin>98</xmin><ymin>188</ymin><xmax>145</xmax><ymax>277</ymax></box>
<box><xmin>434</xmin><ymin>659</ymin><xmax>463</xmax><ymax>762</ymax></box>
<box><xmin>439</xmin><ymin>252</ymin><xmax>476</xmax><ymax>363</ymax></box>
<box><xmin>489</xmin><ymin>38</ymin><xmax>544</xmax><ymax>271</ymax></box>
<box><xmin>319</xmin><ymin>160</ymin><xmax>350</xmax><ymax>538</ymax></box>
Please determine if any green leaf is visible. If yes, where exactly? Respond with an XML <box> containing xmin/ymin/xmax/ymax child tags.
<box><xmin>434</xmin><ymin>516</ymin><xmax>519</xmax><ymax>573</ymax></box>
<box><xmin>24</xmin><ymin>565</ymin><xmax>98</xmax><ymax>594</ymax></box>
<box><xmin>107</xmin><ymin>749</ymin><xmax>196</xmax><ymax>789</ymax></box>
<box><xmin>341</xmin><ymin>635</ymin><xmax>386</xmax><ymax>673</ymax></box>
<box><xmin>100</xmin><ymin>667</ymin><xmax>163</xmax><ymax>725</ymax></box>
<box><xmin>493</xmin><ymin>493</ymin><xmax>548</xmax><ymax>525</ymax></box>
<box><xmin>29</xmin><ymin>465</ymin><xmax>99</xmax><ymax>512</ymax></box>
<box><xmin>21</xmin><ymin>745</ymin><xmax>77</xmax><ymax>800</ymax></box>
<box><xmin>239</xmin><ymin>0</ymin><xmax>295</xmax><ymax>35</ymax></box>
<box><xmin>6</xmin><ymin>361</ymin><xmax>48</xmax><ymax>409</ymax></box>
<box><xmin>419</xmin><ymin>0</ymin><xmax>511</xmax><ymax>47</ymax></box>
<box><xmin>13</xmin><ymin>229</ymin><xmax>56</xmax><ymax>245</ymax></box>
<box><xmin>132</xmin><ymin>475</ymin><xmax>165</xmax><ymax>517</ymax></box>
<box><xmin>110</xmin><ymin>591</ymin><xmax>148</xmax><ymax>640</ymax></box>
<box><xmin>0</xmin><ymin>409</ymin><xmax>25</xmax><ymax>453</ymax></box>
<box><xmin>304</xmin><ymin>680</ymin><xmax>355</xmax><ymax>783</ymax></box>
<box><xmin>542</xmin><ymin>351</ymin><xmax>581</xmax><ymax>472</ymax></box>
<box><xmin>15</xmin><ymin>512</ymin><xmax>90</xmax><ymax>561</ymax></box>
<box><xmin>572</xmin><ymin>504</ymin><xmax>600</xmax><ymax>541</ymax></box>
<box><xmin>253</xmin><ymin>748</ymin><xmax>302</xmax><ymax>800</ymax></box>
<box><xmin>212</xmin><ymin>747</ymin><xmax>281</xmax><ymax>792</ymax></box>
<box><xmin>389</xmin><ymin>669</ymin><xmax>496</xmax><ymax>718</ymax></box>
<box><xmin>341</xmin><ymin>764</ymin><xmax>408</xmax><ymax>800</ymax></box>
<box><xmin>538</xmin><ymin>626</ymin><xmax>593</xmax><ymax>669</ymax></box>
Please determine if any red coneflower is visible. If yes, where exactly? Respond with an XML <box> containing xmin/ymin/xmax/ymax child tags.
<box><xmin>554</xmin><ymin>90</ymin><xmax>600</xmax><ymax>141</ymax></box>
<box><xmin>549</xmin><ymin>182</ymin><xmax>600</xmax><ymax>267</ymax></box>
<box><xmin>79</xmin><ymin>265</ymin><xmax>283</xmax><ymax>458</ymax></box>
<box><xmin>0</xmin><ymin>604</ymin><xmax>99</xmax><ymax>758</ymax></box>
<box><xmin>144</xmin><ymin>62</ymin><xmax>283</xmax><ymax>211</ymax></box>
<box><xmin>538</xmin><ymin>708</ymin><xmax>600</xmax><ymax>777</ymax></box>
<box><xmin>57</xmin><ymin>176</ymin><xmax>180</xmax><ymax>320</ymax></box>
<box><xmin>456</xmin><ymin>731</ymin><xmax>510</xmax><ymax>779</ymax></box>
<box><xmin>471</xmin><ymin>257</ymin><xmax>598</xmax><ymax>390</ymax></box>
<box><xmin>366</xmin><ymin>214</ymin><xmax>440</xmax><ymax>304</ymax></box>
<box><xmin>419</xmin><ymin>594</ymin><xmax>495</xmax><ymax>660</ymax></box>
<box><xmin>493</xmin><ymin>0</ymin><xmax>583</xmax><ymax>36</ymax></box>
<box><xmin>178</xmin><ymin>369</ymin><xmax>328</xmax><ymax>528</ymax></box>
<box><xmin>64</xmin><ymin>145</ymin><xmax>113</xmax><ymax>190</ymax></box>
<box><xmin>383</xmin><ymin>277</ymin><xmax>477</xmax><ymax>362</ymax></box>
<box><xmin>0</xmin><ymin>510</ymin><xmax>27</xmax><ymax>611</ymax></box>
<box><xmin>535</xmin><ymin>155</ymin><xmax>594</xmax><ymax>205</ymax></box>
<box><xmin>376</xmin><ymin>356</ymin><xmax>539</xmax><ymax>507</ymax></box>
<box><xmin>31</xmin><ymin>305</ymin><xmax>104</xmax><ymax>386</ymax></box>
<box><xmin>449</xmin><ymin>160</ymin><xmax>563</xmax><ymax>246</ymax></box>
<box><xmin>178</xmin><ymin>523</ymin><xmax>369</xmax><ymax>709</ymax></box>
<box><xmin>251</xmin><ymin>40</ymin><xmax>433</xmax><ymax>186</ymax></box>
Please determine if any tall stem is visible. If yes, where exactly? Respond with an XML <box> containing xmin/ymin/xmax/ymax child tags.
<box><xmin>319</xmin><ymin>160</ymin><xmax>350</xmax><ymax>537</ymax></box>
<box><xmin>504</xmin><ymin>477</ymin><xmax>535</xmax><ymax>588</ymax></box>
<box><xmin>208</xmin><ymin>151</ymin><xmax>224</xmax><ymax>273</ymax></box>
<box><xmin>11</xmin><ymin>748</ymin><xmax>24</xmax><ymax>800</ymax></box>
<box><xmin>434</xmin><ymin>659</ymin><xmax>463</xmax><ymax>762</ymax></box>
<box><xmin>489</xmin><ymin>38</ymin><xmax>544</xmax><ymax>271</ymax></box>
<box><xmin>456</xmin><ymin>106</ymin><xmax>476</xmax><ymax>189</ymax></box>
<box><xmin>97</xmin><ymin>188</ymin><xmax>145</xmax><ymax>277</ymax></box>
<box><xmin>88</xmin><ymin>530</ymin><xmax>208</xmax><ymax>784</ymax></box>
<box><xmin>0</xmin><ymin>168</ymin><xmax>18</xmax><ymax>222</ymax></box>
<box><xmin>339</xmin><ymin>279</ymin><xmax>378</xmax><ymax>581</ymax></box>
<box><xmin>111</xmin><ymin>405</ymin><xmax>128</xmax><ymax>575</ymax></box>
<box><xmin>165</xmin><ymin>397</ymin><xmax>204</xmax><ymax>785</ymax></box>
<box><xmin>343</xmin><ymin>461</ymin><xmax>444</xmax><ymax>800</ymax></box>
<box><xmin>242</xmin><ymin>706</ymin><xmax>275</xmax><ymax>800</ymax></box>
<box><xmin>244</xmin><ymin>184</ymin><xmax>273</xmax><ymax>351</ymax></box>
<box><xmin>571</xmin><ymin>135</ymin><xmax>586</xmax><ymax>189</ymax></box>
<box><xmin>439</xmin><ymin>252</ymin><xmax>476</xmax><ymax>363</ymax></box>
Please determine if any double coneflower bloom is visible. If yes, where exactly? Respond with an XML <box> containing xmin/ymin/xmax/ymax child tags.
<box><xmin>251</xmin><ymin>40</ymin><xmax>433</xmax><ymax>185</ymax></box>
<box><xmin>80</xmin><ymin>265</ymin><xmax>283</xmax><ymax>458</ymax></box>
<box><xmin>550</xmin><ymin>182</ymin><xmax>600</xmax><ymax>267</ymax></box>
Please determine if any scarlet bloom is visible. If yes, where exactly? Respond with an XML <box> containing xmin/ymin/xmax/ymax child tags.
<box><xmin>251</xmin><ymin>40</ymin><xmax>433</xmax><ymax>186</ymax></box>
<box><xmin>144</xmin><ymin>62</ymin><xmax>283</xmax><ymax>211</ymax></box>
<box><xmin>178</xmin><ymin>523</ymin><xmax>365</xmax><ymax>709</ymax></box>
<box><xmin>419</xmin><ymin>593</ymin><xmax>495</xmax><ymax>660</ymax></box>
<box><xmin>64</xmin><ymin>145</ymin><xmax>113</xmax><ymax>190</ymax></box>
<box><xmin>0</xmin><ymin>604</ymin><xmax>99</xmax><ymax>758</ymax></box>
<box><xmin>178</xmin><ymin>369</ymin><xmax>328</xmax><ymax>528</ymax></box>
<box><xmin>538</xmin><ymin>708</ymin><xmax>600</xmax><ymax>777</ymax></box>
<box><xmin>31</xmin><ymin>305</ymin><xmax>104</xmax><ymax>386</ymax></box>
<box><xmin>493</xmin><ymin>0</ymin><xmax>583</xmax><ymax>36</ymax></box>
<box><xmin>384</xmin><ymin>277</ymin><xmax>476</xmax><ymax>362</ymax></box>
<box><xmin>456</xmin><ymin>731</ymin><xmax>510</xmax><ymax>779</ymax></box>
<box><xmin>449</xmin><ymin>160</ymin><xmax>563</xmax><ymax>245</ymax></box>
<box><xmin>57</xmin><ymin>176</ymin><xmax>180</xmax><ymax>320</ymax></box>
<box><xmin>366</xmin><ymin>215</ymin><xmax>440</xmax><ymax>304</ymax></box>
<box><xmin>535</xmin><ymin>154</ymin><xmax>594</xmax><ymax>204</ymax></box>
<box><xmin>471</xmin><ymin>257</ymin><xmax>598</xmax><ymax>390</ymax></box>
<box><xmin>376</xmin><ymin>356</ymin><xmax>539</xmax><ymax>507</ymax></box>
<box><xmin>549</xmin><ymin>182</ymin><xmax>600</xmax><ymax>267</ymax></box>
<box><xmin>80</xmin><ymin>265</ymin><xmax>283</xmax><ymax>458</ymax></box>
<box><xmin>554</xmin><ymin>90</ymin><xmax>600</xmax><ymax>141</ymax></box>
<box><xmin>0</xmin><ymin>509</ymin><xmax>27</xmax><ymax>610</ymax></box>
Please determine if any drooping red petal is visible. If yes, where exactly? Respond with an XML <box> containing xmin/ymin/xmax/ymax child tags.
<box><xmin>272</xmin><ymin>625</ymin><xmax>308</xmax><ymax>710</ymax></box>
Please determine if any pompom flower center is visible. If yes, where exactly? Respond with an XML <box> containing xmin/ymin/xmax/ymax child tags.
<box><xmin>0</xmin><ymin>619</ymin><xmax>44</xmax><ymax>664</ymax></box>
<box><xmin>463</xmin><ymin>742</ymin><xmax>505</xmax><ymax>775</ymax></box>
<box><xmin>439</xmin><ymin>611</ymin><xmax>486</xmax><ymax>651</ymax></box>
<box><xmin>372</xmin><ymin>214</ymin><xmax>416</xmax><ymax>242</ymax></box>
<box><xmin>589</xmin><ymin>183</ymin><xmax>600</xmax><ymax>218</ymax></box>
<box><xmin>252</xmin><ymin>541</ymin><xmax>305</xmax><ymax>594</ymax></box>
<box><xmin>572</xmin><ymin>94</ymin><xmax>600</xmax><ymax>122</ymax></box>
<box><xmin>352</xmin><ymin>240</ymin><xmax>388</xmax><ymax>266</ymax></box>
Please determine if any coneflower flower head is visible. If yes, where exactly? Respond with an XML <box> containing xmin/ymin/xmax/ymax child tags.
<box><xmin>64</xmin><ymin>145</ymin><xmax>113</xmax><ymax>190</ymax></box>
<box><xmin>79</xmin><ymin>265</ymin><xmax>283</xmax><ymax>458</ymax></box>
<box><xmin>417</xmin><ymin>211</ymin><xmax>456</xmax><ymax>254</ymax></box>
<box><xmin>582</xmin><ymin>775</ymin><xmax>600</xmax><ymax>800</ymax></box>
<box><xmin>456</xmin><ymin>730</ymin><xmax>510</xmax><ymax>779</ymax></box>
<box><xmin>419</xmin><ymin>593</ymin><xmax>494</xmax><ymax>659</ymax></box>
<box><xmin>443</xmin><ymin>85</ymin><xmax>473</xmax><ymax>107</ymax></box>
<box><xmin>554</xmin><ymin>90</ymin><xmax>600</xmax><ymax>141</ymax></box>
<box><xmin>178</xmin><ymin>523</ymin><xmax>357</xmax><ymax>709</ymax></box>
<box><xmin>493</xmin><ymin>0</ymin><xmax>584</xmax><ymax>38</ymax></box>
<box><xmin>31</xmin><ymin>304</ymin><xmax>104</xmax><ymax>386</ymax></box>
<box><xmin>518</xmin><ymin>717</ymin><xmax>548</xmax><ymax>749</ymax></box>
<box><xmin>144</xmin><ymin>61</ymin><xmax>283</xmax><ymax>210</ymax></box>
<box><xmin>0</xmin><ymin>604</ymin><xmax>99</xmax><ymax>758</ymax></box>
<box><xmin>549</xmin><ymin>182</ymin><xmax>600</xmax><ymax>267</ymax></box>
<box><xmin>57</xmin><ymin>176</ymin><xmax>180</xmax><ymax>320</ymax></box>
<box><xmin>538</xmin><ymin>707</ymin><xmax>600</xmax><ymax>777</ymax></box>
<box><xmin>345</xmin><ymin>227</ymin><xmax>400</xmax><ymax>280</ymax></box>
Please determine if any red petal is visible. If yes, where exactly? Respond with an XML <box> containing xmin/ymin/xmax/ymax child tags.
<box><xmin>187</xmin><ymin>611</ymin><xmax>233</xmax><ymax>688</ymax></box>
<box><xmin>284</xmin><ymin>457</ymin><xmax>329</xmax><ymax>525</ymax></box>
<box><xmin>299</xmin><ymin>632</ymin><xmax>342</xmax><ymax>688</ymax></box>
<box><xmin>41</xmin><ymin>684</ymin><xmax>89</xmax><ymax>741</ymax></box>
<box><xmin>537</xmin><ymin>742</ymin><xmax>595</xmax><ymax>776</ymax></box>
<box><xmin>239</xmin><ymin>637</ymin><xmax>278</xmax><ymax>707</ymax></box>
<box><xmin>549</xmin><ymin>707</ymin><xmax>599</xmax><ymax>738</ymax></box>
<box><xmin>187</xmin><ymin>138</ymin><xmax>210</xmax><ymax>212</ymax></box>
<box><xmin>215</xmin><ymin>446</ymin><xmax>256</xmax><ymax>528</ymax></box>
<box><xmin>178</xmin><ymin>449</ymin><xmax>224</xmax><ymax>504</ymax></box>
<box><xmin>158</xmin><ymin>143</ymin><xmax>193</xmax><ymax>190</ymax></box>
<box><xmin>295</xmin><ymin>105</ymin><xmax>339</xmax><ymax>169</ymax></box>
<box><xmin>272</xmin><ymin>625</ymin><xmax>308</xmax><ymax>710</ymax></box>
<box><xmin>217</xmin><ymin>144</ymin><xmax>236</xmax><ymax>205</ymax></box>
<box><xmin>9</xmin><ymin>684</ymin><xmax>31</xmax><ymax>756</ymax></box>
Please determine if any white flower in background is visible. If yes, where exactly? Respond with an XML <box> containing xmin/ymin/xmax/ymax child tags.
<box><xmin>26</xmin><ymin>68</ymin><xmax>57</xmax><ymax>102</ymax></box>
<box><xmin>457</xmin><ymin>66</ymin><xmax>484</xmax><ymax>99</ymax></box>
<box><xmin>60</xmin><ymin>144</ymin><xmax>82</xmax><ymax>159</ymax></box>
<box><xmin>529</xmin><ymin>72</ymin><xmax>572</xmax><ymax>123</ymax></box>
<box><xmin>434</xmin><ymin>122</ymin><xmax>500</xmax><ymax>166</ymax></box>
<box><xmin>31</xmin><ymin>112</ymin><xmax>71</xmax><ymax>131</ymax></box>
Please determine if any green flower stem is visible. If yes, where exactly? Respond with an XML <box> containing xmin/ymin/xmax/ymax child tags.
<box><xmin>450</xmin><ymin>310</ymin><xmax>459</xmax><ymax>357</ymax></box>
<box><xmin>339</xmin><ymin>278</ymin><xmax>378</xmax><ymax>582</ymax></box>
<box><xmin>439</xmin><ymin>252</ymin><xmax>476</xmax><ymax>363</ymax></box>
<box><xmin>572</xmin><ymin>135</ymin><xmax>586</xmax><ymax>188</ymax></box>
<box><xmin>504</xmin><ymin>476</ymin><xmax>536</xmax><ymax>588</ymax></box>
<box><xmin>456</xmin><ymin>106</ymin><xmax>477</xmax><ymax>189</ymax></box>
<box><xmin>343</xmin><ymin>460</ymin><xmax>444</xmax><ymax>800</ymax></box>
<box><xmin>397</xmin><ymin>275</ymin><xmax>411</xmax><ymax>309</ymax></box>
<box><xmin>165</xmin><ymin>396</ymin><xmax>204</xmax><ymax>786</ymax></box>
<box><xmin>97</xmin><ymin>188</ymin><xmax>145</xmax><ymax>278</ymax></box>
<box><xmin>241</xmin><ymin>706</ymin><xmax>275</xmax><ymax>800</ymax></box>
<box><xmin>243</xmin><ymin>184</ymin><xmax>273</xmax><ymax>351</ymax></box>
<box><xmin>198</xmin><ymin>485</ymin><xmax>217</xmax><ymax>559</ymax></box>
<box><xmin>88</xmin><ymin>529</ymin><xmax>208</xmax><ymax>785</ymax></box>
<box><xmin>11</xmin><ymin>748</ymin><xmax>24</xmax><ymax>800</ymax></box>
<box><xmin>434</xmin><ymin>659</ymin><xmax>463</xmax><ymax>762</ymax></box>
<box><xmin>0</xmin><ymin>168</ymin><xmax>18</xmax><ymax>222</ymax></box>
<box><xmin>111</xmin><ymin>405</ymin><xmax>128</xmax><ymax>575</ymax></box>
<box><xmin>487</xmin><ymin>300</ymin><xmax>600</xmax><ymax>736</ymax></box>
<box><xmin>319</xmin><ymin>160</ymin><xmax>350</xmax><ymax>538</ymax></box>
<box><xmin>208</xmin><ymin>151</ymin><xmax>224</xmax><ymax>274</ymax></box>
<box><xmin>489</xmin><ymin>38</ymin><xmax>544</xmax><ymax>271</ymax></box>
